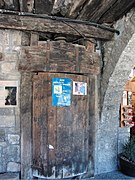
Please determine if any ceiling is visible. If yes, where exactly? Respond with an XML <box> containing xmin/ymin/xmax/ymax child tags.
<box><xmin>0</xmin><ymin>0</ymin><xmax>135</xmax><ymax>25</ymax></box>
<box><xmin>35</xmin><ymin>0</ymin><xmax>135</xmax><ymax>24</ymax></box>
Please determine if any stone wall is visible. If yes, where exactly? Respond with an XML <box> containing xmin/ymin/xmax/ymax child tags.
<box><xmin>0</xmin><ymin>30</ymin><xmax>21</xmax><ymax>173</ymax></box>
<box><xmin>101</xmin><ymin>8</ymin><xmax>135</xmax><ymax>106</ymax></box>
<box><xmin>95</xmin><ymin>8</ymin><xmax>135</xmax><ymax>174</ymax></box>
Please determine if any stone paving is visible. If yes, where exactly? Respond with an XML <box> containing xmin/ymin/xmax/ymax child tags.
<box><xmin>0</xmin><ymin>171</ymin><xmax>134</xmax><ymax>180</ymax></box>
<box><xmin>87</xmin><ymin>171</ymin><xmax>135</xmax><ymax>180</ymax></box>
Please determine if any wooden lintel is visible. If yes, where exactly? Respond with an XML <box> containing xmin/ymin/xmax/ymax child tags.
<box><xmin>19</xmin><ymin>42</ymin><xmax>100</xmax><ymax>74</ymax></box>
<box><xmin>0</xmin><ymin>13</ymin><xmax>114</xmax><ymax>40</ymax></box>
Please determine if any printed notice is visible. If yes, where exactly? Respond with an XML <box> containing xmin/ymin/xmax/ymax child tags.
<box><xmin>0</xmin><ymin>81</ymin><xmax>18</xmax><ymax>107</ymax></box>
<box><xmin>52</xmin><ymin>78</ymin><xmax>72</xmax><ymax>106</ymax></box>
<box><xmin>73</xmin><ymin>81</ymin><xmax>87</xmax><ymax>95</ymax></box>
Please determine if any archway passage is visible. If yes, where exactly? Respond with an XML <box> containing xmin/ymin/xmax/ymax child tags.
<box><xmin>96</xmin><ymin>33</ymin><xmax>135</xmax><ymax>174</ymax></box>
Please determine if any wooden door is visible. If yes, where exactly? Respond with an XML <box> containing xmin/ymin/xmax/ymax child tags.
<box><xmin>32</xmin><ymin>73</ymin><xmax>89</xmax><ymax>179</ymax></box>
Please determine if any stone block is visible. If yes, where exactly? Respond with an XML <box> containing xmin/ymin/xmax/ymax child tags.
<box><xmin>0</xmin><ymin>108</ymin><xmax>14</xmax><ymax>116</ymax></box>
<box><xmin>0</xmin><ymin>173</ymin><xmax>20</xmax><ymax>180</ymax></box>
<box><xmin>1</xmin><ymin>62</ymin><xmax>17</xmax><ymax>73</ymax></box>
<box><xmin>0</xmin><ymin>52</ymin><xmax>3</xmax><ymax>61</ymax></box>
<box><xmin>6</xmin><ymin>145</ymin><xmax>20</xmax><ymax>162</ymax></box>
<box><xmin>96</xmin><ymin>155</ymin><xmax>118</xmax><ymax>174</ymax></box>
<box><xmin>7</xmin><ymin>162</ymin><xmax>20</xmax><ymax>172</ymax></box>
<box><xmin>0</xmin><ymin>146</ymin><xmax>2</xmax><ymax>157</ymax></box>
<box><xmin>0</xmin><ymin>129</ymin><xmax>5</xmax><ymax>142</ymax></box>
<box><xmin>3</xmin><ymin>52</ymin><xmax>19</xmax><ymax>62</ymax></box>
<box><xmin>0</xmin><ymin>142</ymin><xmax>7</xmax><ymax>147</ymax></box>
<box><xmin>4</xmin><ymin>30</ymin><xmax>22</xmax><ymax>47</ymax></box>
<box><xmin>0</xmin><ymin>163</ymin><xmax>6</xmax><ymax>173</ymax></box>
<box><xmin>0</xmin><ymin>116</ymin><xmax>15</xmax><ymax>128</ymax></box>
<box><xmin>8</xmin><ymin>134</ymin><xmax>20</xmax><ymax>145</ymax></box>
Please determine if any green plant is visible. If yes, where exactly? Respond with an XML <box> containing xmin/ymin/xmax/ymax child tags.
<box><xmin>122</xmin><ymin>136</ymin><xmax>135</xmax><ymax>163</ymax></box>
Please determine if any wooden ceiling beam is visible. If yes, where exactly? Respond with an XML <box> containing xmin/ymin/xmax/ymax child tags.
<box><xmin>98</xmin><ymin>0</ymin><xmax>135</xmax><ymax>23</ymax></box>
<box><xmin>78</xmin><ymin>0</ymin><xmax>115</xmax><ymax>22</ymax></box>
<box><xmin>0</xmin><ymin>13</ymin><xmax>115</xmax><ymax>40</ymax></box>
<box><xmin>68</xmin><ymin>0</ymin><xmax>87</xmax><ymax>18</ymax></box>
<box><xmin>52</xmin><ymin>0</ymin><xmax>88</xmax><ymax>18</ymax></box>
<box><xmin>78</xmin><ymin>0</ymin><xmax>135</xmax><ymax>23</ymax></box>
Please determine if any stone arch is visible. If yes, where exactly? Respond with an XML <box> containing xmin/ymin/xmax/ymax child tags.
<box><xmin>103</xmin><ymin>33</ymin><xmax>135</xmax><ymax>115</ymax></box>
<box><xmin>102</xmin><ymin>33</ymin><xmax>135</xmax><ymax>122</ymax></box>
<box><xmin>96</xmin><ymin>33</ymin><xmax>135</xmax><ymax>174</ymax></box>
<box><xmin>100</xmin><ymin>9</ymin><xmax>135</xmax><ymax>107</ymax></box>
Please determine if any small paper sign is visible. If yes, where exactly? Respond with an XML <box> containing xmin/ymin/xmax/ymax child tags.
<box><xmin>0</xmin><ymin>81</ymin><xmax>18</xmax><ymax>107</ymax></box>
<box><xmin>52</xmin><ymin>78</ymin><xmax>72</xmax><ymax>106</ymax></box>
<box><xmin>73</xmin><ymin>81</ymin><xmax>87</xmax><ymax>95</ymax></box>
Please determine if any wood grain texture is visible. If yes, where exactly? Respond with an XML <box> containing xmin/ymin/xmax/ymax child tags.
<box><xmin>34</xmin><ymin>0</ymin><xmax>54</xmax><ymax>14</ymax></box>
<box><xmin>0</xmin><ymin>0</ymin><xmax>20</xmax><ymax>10</ymax></box>
<box><xmin>78</xmin><ymin>0</ymin><xmax>135</xmax><ymax>23</ymax></box>
<box><xmin>51</xmin><ymin>0</ymin><xmax>135</xmax><ymax>23</ymax></box>
<box><xmin>20</xmin><ymin>73</ymin><xmax>33</xmax><ymax>179</ymax></box>
<box><xmin>98</xmin><ymin>0</ymin><xmax>135</xmax><ymax>23</ymax></box>
<box><xmin>19</xmin><ymin>41</ymin><xmax>100</xmax><ymax>74</ymax></box>
<box><xmin>32</xmin><ymin>73</ymin><xmax>90</xmax><ymax>178</ymax></box>
<box><xmin>0</xmin><ymin>14</ymin><xmax>113</xmax><ymax>40</ymax></box>
<box><xmin>0</xmin><ymin>0</ymin><xmax>134</xmax><ymax>24</ymax></box>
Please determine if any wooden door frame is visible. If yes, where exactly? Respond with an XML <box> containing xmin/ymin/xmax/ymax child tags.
<box><xmin>20</xmin><ymin>72</ymin><xmax>33</xmax><ymax>179</ymax></box>
<box><xmin>20</xmin><ymin>72</ymin><xmax>96</xmax><ymax>179</ymax></box>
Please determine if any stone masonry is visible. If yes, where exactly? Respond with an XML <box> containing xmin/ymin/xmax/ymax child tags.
<box><xmin>95</xmin><ymin>8</ymin><xmax>135</xmax><ymax>174</ymax></box>
<box><xmin>0</xmin><ymin>30</ymin><xmax>21</xmax><ymax>173</ymax></box>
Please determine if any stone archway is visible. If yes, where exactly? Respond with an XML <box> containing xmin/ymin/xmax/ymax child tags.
<box><xmin>95</xmin><ymin>33</ymin><xmax>135</xmax><ymax>174</ymax></box>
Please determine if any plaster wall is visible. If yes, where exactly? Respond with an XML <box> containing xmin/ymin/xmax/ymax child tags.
<box><xmin>95</xmin><ymin>8</ymin><xmax>135</xmax><ymax>174</ymax></box>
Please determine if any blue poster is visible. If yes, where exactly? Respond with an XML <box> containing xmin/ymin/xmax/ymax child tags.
<box><xmin>52</xmin><ymin>78</ymin><xmax>72</xmax><ymax>106</ymax></box>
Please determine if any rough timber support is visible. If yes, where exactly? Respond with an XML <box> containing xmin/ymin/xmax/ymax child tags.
<box><xmin>0</xmin><ymin>13</ymin><xmax>115</xmax><ymax>40</ymax></box>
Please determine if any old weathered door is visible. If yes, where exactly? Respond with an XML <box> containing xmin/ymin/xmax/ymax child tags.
<box><xmin>32</xmin><ymin>73</ymin><xmax>89</xmax><ymax>179</ymax></box>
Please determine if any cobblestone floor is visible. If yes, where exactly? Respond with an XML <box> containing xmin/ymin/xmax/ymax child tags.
<box><xmin>86</xmin><ymin>171</ymin><xmax>135</xmax><ymax>180</ymax></box>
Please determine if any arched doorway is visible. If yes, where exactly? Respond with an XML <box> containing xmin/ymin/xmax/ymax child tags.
<box><xmin>96</xmin><ymin>33</ymin><xmax>135</xmax><ymax>174</ymax></box>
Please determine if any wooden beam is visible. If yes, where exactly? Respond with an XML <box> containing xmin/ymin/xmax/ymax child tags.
<box><xmin>35</xmin><ymin>0</ymin><xmax>54</xmax><ymax>14</ymax></box>
<box><xmin>0</xmin><ymin>0</ymin><xmax>20</xmax><ymax>11</ymax></box>
<box><xmin>78</xmin><ymin>0</ymin><xmax>135</xmax><ymax>23</ymax></box>
<box><xmin>52</xmin><ymin>0</ymin><xmax>87</xmax><ymax>17</ymax></box>
<box><xmin>98</xmin><ymin>0</ymin><xmax>135</xmax><ymax>23</ymax></box>
<box><xmin>19</xmin><ymin>42</ymin><xmax>100</xmax><ymax>74</ymax></box>
<box><xmin>0</xmin><ymin>13</ymin><xmax>114</xmax><ymax>40</ymax></box>
<box><xmin>78</xmin><ymin>0</ymin><xmax>114</xmax><ymax>22</ymax></box>
<box><xmin>68</xmin><ymin>0</ymin><xmax>87</xmax><ymax>18</ymax></box>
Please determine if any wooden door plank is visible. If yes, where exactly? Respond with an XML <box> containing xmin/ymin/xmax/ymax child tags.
<box><xmin>70</xmin><ymin>74</ymin><xmax>89</xmax><ymax>174</ymax></box>
<box><xmin>20</xmin><ymin>73</ymin><xmax>33</xmax><ymax>179</ymax></box>
<box><xmin>33</xmin><ymin>74</ymin><xmax>49</xmax><ymax>176</ymax></box>
<box><xmin>53</xmin><ymin>74</ymin><xmax>73</xmax><ymax>178</ymax></box>
<box><xmin>32</xmin><ymin>72</ymin><xmax>90</xmax><ymax>178</ymax></box>
<box><xmin>46</xmin><ymin>73</ymin><xmax>57</xmax><ymax>178</ymax></box>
